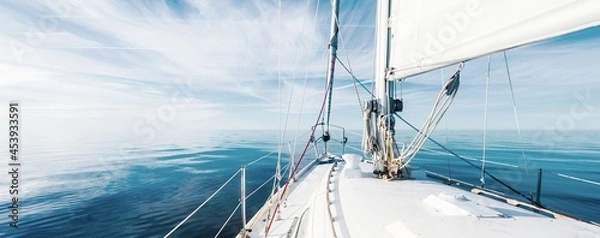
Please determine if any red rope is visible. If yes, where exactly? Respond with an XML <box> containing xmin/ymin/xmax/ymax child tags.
<box><xmin>264</xmin><ymin>83</ymin><xmax>332</xmax><ymax>235</ymax></box>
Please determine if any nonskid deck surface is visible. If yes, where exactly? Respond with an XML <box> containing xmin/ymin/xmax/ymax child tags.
<box><xmin>245</xmin><ymin>158</ymin><xmax>600</xmax><ymax>238</ymax></box>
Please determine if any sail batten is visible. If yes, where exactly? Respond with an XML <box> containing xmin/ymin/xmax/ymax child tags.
<box><xmin>388</xmin><ymin>0</ymin><xmax>600</xmax><ymax>80</ymax></box>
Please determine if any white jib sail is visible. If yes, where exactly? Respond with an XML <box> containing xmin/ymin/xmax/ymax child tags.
<box><xmin>388</xmin><ymin>0</ymin><xmax>600</xmax><ymax>80</ymax></box>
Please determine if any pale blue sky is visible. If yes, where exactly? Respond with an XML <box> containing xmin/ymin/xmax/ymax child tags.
<box><xmin>1</xmin><ymin>0</ymin><xmax>599</xmax><ymax>145</ymax></box>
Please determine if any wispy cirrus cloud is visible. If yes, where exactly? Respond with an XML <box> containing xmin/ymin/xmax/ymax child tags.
<box><xmin>0</xmin><ymin>0</ymin><xmax>353</xmax><ymax>136</ymax></box>
<box><xmin>0</xmin><ymin>0</ymin><xmax>598</xmax><ymax>139</ymax></box>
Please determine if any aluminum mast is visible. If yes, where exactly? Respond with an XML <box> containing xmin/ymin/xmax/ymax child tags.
<box><xmin>323</xmin><ymin>0</ymin><xmax>340</xmax><ymax>153</ymax></box>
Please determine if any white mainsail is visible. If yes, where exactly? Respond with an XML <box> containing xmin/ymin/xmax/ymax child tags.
<box><xmin>388</xmin><ymin>0</ymin><xmax>600</xmax><ymax>80</ymax></box>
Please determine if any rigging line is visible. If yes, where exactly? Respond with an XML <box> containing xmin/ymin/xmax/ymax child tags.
<box><xmin>394</xmin><ymin>113</ymin><xmax>539</xmax><ymax>205</ymax></box>
<box><xmin>247</xmin><ymin>174</ymin><xmax>276</xmax><ymax>199</ymax></box>
<box><xmin>272</xmin><ymin>0</ymin><xmax>312</xmax><ymax>196</ymax></box>
<box><xmin>335</xmin><ymin>57</ymin><xmax>375</xmax><ymax>97</ymax></box>
<box><xmin>329</xmin><ymin>76</ymin><xmax>373</xmax><ymax>92</ymax></box>
<box><xmin>164</xmin><ymin>169</ymin><xmax>242</xmax><ymax>238</ymax></box>
<box><xmin>332</xmin><ymin>10</ymin><xmax>369</xmax><ymax>113</ymax></box>
<box><xmin>274</xmin><ymin>0</ymin><xmax>283</xmax><ymax>197</ymax></box>
<box><xmin>503</xmin><ymin>51</ymin><xmax>534</xmax><ymax>197</ymax></box>
<box><xmin>214</xmin><ymin>163</ymin><xmax>287</xmax><ymax>238</ymax></box>
<box><xmin>251</xmin><ymin>163</ymin><xmax>293</xmax><ymax>214</ymax></box>
<box><xmin>420</xmin><ymin>147</ymin><xmax>520</xmax><ymax>168</ymax></box>
<box><xmin>395</xmin><ymin>69</ymin><xmax>461</xmax><ymax>170</ymax></box>
<box><xmin>294</xmin><ymin>0</ymin><xmax>322</xmax><ymax>169</ymax></box>
<box><xmin>214</xmin><ymin>203</ymin><xmax>241</xmax><ymax>238</ymax></box>
<box><xmin>265</xmin><ymin>73</ymin><xmax>333</xmax><ymax>236</ymax></box>
<box><xmin>246</xmin><ymin>149</ymin><xmax>279</xmax><ymax>167</ymax></box>
<box><xmin>326</xmin><ymin>0</ymin><xmax>369</xmax><ymax>102</ymax></box>
<box><xmin>246</xmin><ymin>163</ymin><xmax>290</xmax><ymax>200</ymax></box>
<box><xmin>345</xmin><ymin>144</ymin><xmax>364</xmax><ymax>153</ymax></box>
<box><xmin>345</xmin><ymin>129</ymin><xmax>362</xmax><ymax>137</ymax></box>
<box><xmin>278</xmin><ymin>0</ymin><xmax>315</xmax><ymax>183</ymax></box>
<box><xmin>349</xmin><ymin>55</ymin><xmax>363</xmax><ymax>112</ymax></box>
<box><xmin>481</xmin><ymin>55</ymin><xmax>491</xmax><ymax>188</ymax></box>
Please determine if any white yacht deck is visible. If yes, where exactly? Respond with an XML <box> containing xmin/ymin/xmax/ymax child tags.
<box><xmin>244</xmin><ymin>156</ymin><xmax>600</xmax><ymax>237</ymax></box>
<box><xmin>334</xmin><ymin>161</ymin><xmax>600</xmax><ymax>238</ymax></box>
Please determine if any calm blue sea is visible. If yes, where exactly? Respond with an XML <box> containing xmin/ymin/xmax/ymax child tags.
<box><xmin>2</xmin><ymin>130</ymin><xmax>599</xmax><ymax>237</ymax></box>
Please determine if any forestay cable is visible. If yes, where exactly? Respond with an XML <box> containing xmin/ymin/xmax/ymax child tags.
<box><xmin>274</xmin><ymin>0</ymin><xmax>283</xmax><ymax>197</ymax></box>
<box><xmin>292</xmin><ymin>0</ymin><xmax>321</xmax><ymax>181</ymax></box>
<box><xmin>273</xmin><ymin>0</ymin><xmax>314</xmax><ymax>196</ymax></box>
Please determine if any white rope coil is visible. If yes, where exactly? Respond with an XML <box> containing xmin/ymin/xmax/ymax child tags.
<box><xmin>394</xmin><ymin>64</ymin><xmax>463</xmax><ymax>171</ymax></box>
